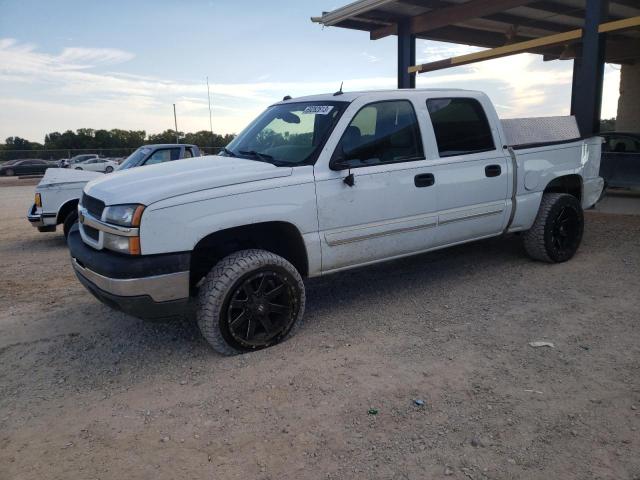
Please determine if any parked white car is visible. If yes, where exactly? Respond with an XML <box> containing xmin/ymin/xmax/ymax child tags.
<box><xmin>59</xmin><ymin>154</ymin><xmax>99</xmax><ymax>168</ymax></box>
<box><xmin>28</xmin><ymin>144</ymin><xmax>201</xmax><ymax>237</ymax></box>
<box><xmin>68</xmin><ymin>89</ymin><xmax>604</xmax><ymax>355</ymax></box>
<box><xmin>74</xmin><ymin>158</ymin><xmax>119</xmax><ymax>173</ymax></box>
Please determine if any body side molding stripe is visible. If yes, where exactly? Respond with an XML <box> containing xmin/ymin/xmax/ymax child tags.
<box><xmin>325</xmin><ymin>214</ymin><xmax>438</xmax><ymax>246</ymax></box>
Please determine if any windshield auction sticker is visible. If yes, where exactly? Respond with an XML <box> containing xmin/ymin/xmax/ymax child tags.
<box><xmin>303</xmin><ymin>105</ymin><xmax>334</xmax><ymax>115</ymax></box>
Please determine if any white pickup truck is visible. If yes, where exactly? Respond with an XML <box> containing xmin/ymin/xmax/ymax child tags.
<box><xmin>68</xmin><ymin>89</ymin><xmax>603</xmax><ymax>355</ymax></box>
<box><xmin>28</xmin><ymin>144</ymin><xmax>201</xmax><ymax>237</ymax></box>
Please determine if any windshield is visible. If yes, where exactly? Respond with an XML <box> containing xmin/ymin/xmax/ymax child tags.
<box><xmin>223</xmin><ymin>101</ymin><xmax>347</xmax><ymax>166</ymax></box>
<box><xmin>117</xmin><ymin>147</ymin><xmax>151</xmax><ymax>170</ymax></box>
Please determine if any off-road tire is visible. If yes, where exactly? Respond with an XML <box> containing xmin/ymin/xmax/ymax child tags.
<box><xmin>523</xmin><ymin>193</ymin><xmax>584</xmax><ymax>263</ymax></box>
<box><xmin>63</xmin><ymin>210</ymin><xmax>78</xmax><ymax>239</ymax></box>
<box><xmin>197</xmin><ymin>249</ymin><xmax>305</xmax><ymax>355</ymax></box>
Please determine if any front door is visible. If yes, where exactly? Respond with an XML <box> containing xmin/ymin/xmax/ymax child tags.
<box><xmin>314</xmin><ymin>98</ymin><xmax>439</xmax><ymax>273</ymax></box>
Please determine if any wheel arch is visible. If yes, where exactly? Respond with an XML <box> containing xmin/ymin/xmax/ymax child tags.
<box><xmin>190</xmin><ymin>221</ymin><xmax>309</xmax><ymax>289</ymax></box>
<box><xmin>542</xmin><ymin>174</ymin><xmax>583</xmax><ymax>203</ymax></box>
<box><xmin>56</xmin><ymin>198</ymin><xmax>79</xmax><ymax>225</ymax></box>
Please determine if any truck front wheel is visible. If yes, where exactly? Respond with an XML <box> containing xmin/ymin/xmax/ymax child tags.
<box><xmin>523</xmin><ymin>193</ymin><xmax>584</xmax><ymax>263</ymax></box>
<box><xmin>63</xmin><ymin>210</ymin><xmax>78</xmax><ymax>239</ymax></box>
<box><xmin>197</xmin><ymin>249</ymin><xmax>305</xmax><ymax>355</ymax></box>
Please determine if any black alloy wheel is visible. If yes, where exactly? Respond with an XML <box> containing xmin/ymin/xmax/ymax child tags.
<box><xmin>224</xmin><ymin>269</ymin><xmax>298</xmax><ymax>349</ymax></box>
<box><xmin>196</xmin><ymin>249</ymin><xmax>306</xmax><ymax>355</ymax></box>
<box><xmin>523</xmin><ymin>193</ymin><xmax>584</xmax><ymax>263</ymax></box>
<box><xmin>549</xmin><ymin>205</ymin><xmax>580</xmax><ymax>257</ymax></box>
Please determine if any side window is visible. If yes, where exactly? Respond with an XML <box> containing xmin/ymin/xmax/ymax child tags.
<box><xmin>609</xmin><ymin>136</ymin><xmax>640</xmax><ymax>153</ymax></box>
<box><xmin>145</xmin><ymin>148</ymin><xmax>181</xmax><ymax>165</ymax></box>
<box><xmin>426</xmin><ymin>98</ymin><xmax>495</xmax><ymax>157</ymax></box>
<box><xmin>335</xmin><ymin>100</ymin><xmax>423</xmax><ymax>166</ymax></box>
<box><xmin>184</xmin><ymin>148</ymin><xmax>193</xmax><ymax>158</ymax></box>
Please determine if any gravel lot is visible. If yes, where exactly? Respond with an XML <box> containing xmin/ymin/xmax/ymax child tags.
<box><xmin>1</xmin><ymin>183</ymin><xmax>639</xmax><ymax>480</ymax></box>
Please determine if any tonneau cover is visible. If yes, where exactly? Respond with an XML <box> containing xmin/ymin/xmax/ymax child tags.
<box><xmin>501</xmin><ymin>116</ymin><xmax>582</xmax><ymax>147</ymax></box>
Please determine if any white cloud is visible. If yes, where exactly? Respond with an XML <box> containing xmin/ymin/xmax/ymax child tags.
<box><xmin>56</xmin><ymin>47</ymin><xmax>135</xmax><ymax>68</ymax></box>
<box><xmin>419</xmin><ymin>42</ymin><xmax>484</xmax><ymax>62</ymax></box>
<box><xmin>361</xmin><ymin>51</ymin><xmax>380</xmax><ymax>63</ymax></box>
<box><xmin>0</xmin><ymin>37</ymin><xmax>622</xmax><ymax>142</ymax></box>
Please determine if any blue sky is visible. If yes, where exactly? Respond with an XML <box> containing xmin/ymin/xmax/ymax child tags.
<box><xmin>0</xmin><ymin>0</ymin><xmax>621</xmax><ymax>143</ymax></box>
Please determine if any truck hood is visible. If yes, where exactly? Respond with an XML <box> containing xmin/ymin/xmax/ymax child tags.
<box><xmin>37</xmin><ymin>168</ymin><xmax>103</xmax><ymax>188</ymax></box>
<box><xmin>84</xmin><ymin>155</ymin><xmax>293</xmax><ymax>206</ymax></box>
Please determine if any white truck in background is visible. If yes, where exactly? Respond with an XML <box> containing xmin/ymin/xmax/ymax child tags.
<box><xmin>68</xmin><ymin>89</ymin><xmax>603</xmax><ymax>355</ymax></box>
<box><xmin>28</xmin><ymin>144</ymin><xmax>201</xmax><ymax>237</ymax></box>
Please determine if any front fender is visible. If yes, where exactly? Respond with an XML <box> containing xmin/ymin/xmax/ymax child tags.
<box><xmin>138</xmin><ymin>182</ymin><xmax>319</xmax><ymax>250</ymax></box>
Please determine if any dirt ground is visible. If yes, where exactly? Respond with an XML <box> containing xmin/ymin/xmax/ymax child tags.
<box><xmin>1</xmin><ymin>183</ymin><xmax>639</xmax><ymax>480</ymax></box>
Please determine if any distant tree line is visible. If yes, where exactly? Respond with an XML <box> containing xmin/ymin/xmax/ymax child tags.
<box><xmin>600</xmin><ymin>118</ymin><xmax>616</xmax><ymax>132</ymax></box>
<box><xmin>0</xmin><ymin>128</ymin><xmax>236</xmax><ymax>161</ymax></box>
<box><xmin>0</xmin><ymin>119</ymin><xmax>620</xmax><ymax>162</ymax></box>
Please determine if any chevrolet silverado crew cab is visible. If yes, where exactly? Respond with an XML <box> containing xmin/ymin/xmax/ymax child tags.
<box><xmin>28</xmin><ymin>144</ymin><xmax>200</xmax><ymax>237</ymax></box>
<box><xmin>68</xmin><ymin>89</ymin><xmax>604</xmax><ymax>355</ymax></box>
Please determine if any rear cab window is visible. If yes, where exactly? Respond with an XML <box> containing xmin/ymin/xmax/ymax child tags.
<box><xmin>426</xmin><ymin>98</ymin><xmax>495</xmax><ymax>157</ymax></box>
<box><xmin>144</xmin><ymin>148</ymin><xmax>181</xmax><ymax>165</ymax></box>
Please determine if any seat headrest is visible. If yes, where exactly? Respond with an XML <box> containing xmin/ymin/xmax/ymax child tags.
<box><xmin>342</xmin><ymin>125</ymin><xmax>362</xmax><ymax>152</ymax></box>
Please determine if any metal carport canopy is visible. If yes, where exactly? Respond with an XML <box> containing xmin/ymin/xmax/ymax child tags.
<box><xmin>312</xmin><ymin>0</ymin><xmax>640</xmax><ymax>135</ymax></box>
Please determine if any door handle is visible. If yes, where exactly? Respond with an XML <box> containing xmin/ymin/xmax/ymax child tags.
<box><xmin>485</xmin><ymin>164</ymin><xmax>501</xmax><ymax>177</ymax></box>
<box><xmin>414</xmin><ymin>173</ymin><xmax>435</xmax><ymax>187</ymax></box>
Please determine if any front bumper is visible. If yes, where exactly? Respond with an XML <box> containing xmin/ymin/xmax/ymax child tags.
<box><xmin>27</xmin><ymin>204</ymin><xmax>57</xmax><ymax>231</ymax></box>
<box><xmin>68</xmin><ymin>226</ymin><xmax>192</xmax><ymax>319</ymax></box>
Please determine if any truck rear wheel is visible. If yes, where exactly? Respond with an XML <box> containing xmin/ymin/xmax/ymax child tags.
<box><xmin>197</xmin><ymin>249</ymin><xmax>305</xmax><ymax>355</ymax></box>
<box><xmin>523</xmin><ymin>193</ymin><xmax>583</xmax><ymax>263</ymax></box>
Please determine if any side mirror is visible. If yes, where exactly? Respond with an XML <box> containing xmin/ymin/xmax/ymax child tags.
<box><xmin>330</xmin><ymin>144</ymin><xmax>357</xmax><ymax>171</ymax></box>
<box><xmin>331</xmin><ymin>157</ymin><xmax>350</xmax><ymax>171</ymax></box>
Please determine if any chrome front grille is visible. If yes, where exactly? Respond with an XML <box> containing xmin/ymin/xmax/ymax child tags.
<box><xmin>81</xmin><ymin>193</ymin><xmax>105</xmax><ymax>219</ymax></box>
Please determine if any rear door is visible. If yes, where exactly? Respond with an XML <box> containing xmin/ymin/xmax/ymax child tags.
<box><xmin>423</xmin><ymin>96</ymin><xmax>510</xmax><ymax>246</ymax></box>
<box><xmin>314</xmin><ymin>97</ymin><xmax>439</xmax><ymax>273</ymax></box>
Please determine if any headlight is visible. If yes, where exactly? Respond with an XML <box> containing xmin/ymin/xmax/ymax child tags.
<box><xmin>100</xmin><ymin>203</ymin><xmax>144</xmax><ymax>255</ymax></box>
<box><xmin>103</xmin><ymin>204</ymin><xmax>145</xmax><ymax>227</ymax></box>
<box><xmin>102</xmin><ymin>232</ymin><xmax>141</xmax><ymax>255</ymax></box>
<box><xmin>103</xmin><ymin>232</ymin><xmax>130</xmax><ymax>252</ymax></box>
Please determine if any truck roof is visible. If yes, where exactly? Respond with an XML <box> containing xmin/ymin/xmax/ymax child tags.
<box><xmin>274</xmin><ymin>88</ymin><xmax>483</xmax><ymax>105</ymax></box>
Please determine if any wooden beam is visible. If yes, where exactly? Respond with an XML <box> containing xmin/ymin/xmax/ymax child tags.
<box><xmin>371</xmin><ymin>0</ymin><xmax>536</xmax><ymax>40</ymax></box>
<box><xmin>544</xmin><ymin>38</ymin><xmax>640</xmax><ymax>63</ymax></box>
<box><xmin>409</xmin><ymin>15</ymin><xmax>640</xmax><ymax>73</ymax></box>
